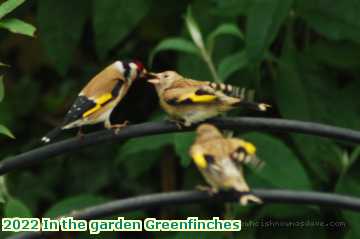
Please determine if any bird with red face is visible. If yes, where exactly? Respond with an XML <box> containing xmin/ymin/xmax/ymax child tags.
<box><xmin>41</xmin><ymin>60</ymin><xmax>147</xmax><ymax>143</ymax></box>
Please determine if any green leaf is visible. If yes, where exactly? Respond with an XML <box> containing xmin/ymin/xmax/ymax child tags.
<box><xmin>296</xmin><ymin>0</ymin><xmax>360</xmax><ymax>43</ymax></box>
<box><xmin>173</xmin><ymin>132</ymin><xmax>195</xmax><ymax>167</ymax></box>
<box><xmin>274</xmin><ymin>36</ymin><xmax>342</xmax><ymax>183</ymax></box>
<box><xmin>246</xmin><ymin>0</ymin><xmax>293</xmax><ymax>62</ymax></box>
<box><xmin>207</xmin><ymin>23</ymin><xmax>244</xmax><ymax>54</ymax></box>
<box><xmin>37</xmin><ymin>0</ymin><xmax>90</xmax><ymax>75</ymax></box>
<box><xmin>243</xmin><ymin>133</ymin><xmax>311</xmax><ymax>189</ymax></box>
<box><xmin>44</xmin><ymin>195</ymin><xmax>107</xmax><ymax>218</ymax></box>
<box><xmin>336</xmin><ymin>159</ymin><xmax>360</xmax><ymax>238</ymax></box>
<box><xmin>218</xmin><ymin>50</ymin><xmax>248</xmax><ymax>81</ymax></box>
<box><xmin>0</xmin><ymin>0</ymin><xmax>25</xmax><ymax>19</ymax></box>
<box><xmin>5</xmin><ymin>198</ymin><xmax>32</xmax><ymax>217</ymax></box>
<box><xmin>0</xmin><ymin>18</ymin><xmax>36</xmax><ymax>37</ymax></box>
<box><xmin>0</xmin><ymin>124</ymin><xmax>15</xmax><ymax>138</ymax></box>
<box><xmin>0</xmin><ymin>176</ymin><xmax>9</xmax><ymax>204</ymax></box>
<box><xmin>212</xmin><ymin>0</ymin><xmax>252</xmax><ymax>17</ymax></box>
<box><xmin>185</xmin><ymin>7</ymin><xmax>206</xmax><ymax>51</ymax></box>
<box><xmin>149</xmin><ymin>37</ymin><xmax>199</xmax><ymax>66</ymax></box>
<box><xmin>116</xmin><ymin>134</ymin><xmax>172</xmax><ymax>179</ymax></box>
<box><xmin>0</xmin><ymin>75</ymin><xmax>4</xmax><ymax>102</ymax></box>
<box><xmin>306</xmin><ymin>41</ymin><xmax>360</xmax><ymax>69</ymax></box>
<box><xmin>93</xmin><ymin>0</ymin><xmax>150</xmax><ymax>58</ymax></box>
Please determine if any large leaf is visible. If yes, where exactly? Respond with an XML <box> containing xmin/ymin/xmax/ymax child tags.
<box><xmin>149</xmin><ymin>37</ymin><xmax>199</xmax><ymax>66</ymax></box>
<box><xmin>116</xmin><ymin>134</ymin><xmax>172</xmax><ymax>179</ymax></box>
<box><xmin>0</xmin><ymin>18</ymin><xmax>36</xmax><ymax>36</ymax></box>
<box><xmin>185</xmin><ymin>7</ymin><xmax>206</xmax><ymax>51</ymax></box>
<box><xmin>243</xmin><ymin>133</ymin><xmax>311</xmax><ymax>190</ymax></box>
<box><xmin>44</xmin><ymin>194</ymin><xmax>107</xmax><ymax>218</ymax></box>
<box><xmin>93</xmin><ymin>0</ymin><xmax>150</xmax><ymax>58</ymax></box>
<box><xmin>274</xmin><ymin>36</ymin><xmax>342</xmax><ymax>183</ymax></box>
<box><xmin>0</xmin><ymin>0</ymin><xmax>25</xmax><ymax>19</ymax></box>
<box><xmin>246</xmin><ymin>0</ymin><xmax>293</xmax><ymax>62</ymax></box>
<box><xmin>37</xmin><ymin>0</ymin><xmax>90</xmax><ymax>75</ymax></box>
<box><xmin>296</xmin><ymin>0</ymin><xmax>360</xmax><ymax>43</ymax></box>
<box><xmin>0</xmin><ymin>75</ymin><xmax>4</xmax><ymax>102</ymax></box>
<box><xmin>0</xmin><ymin>176</ymin><xmax>9</xmax><ymax>204</ymax></box>
<box><xmin>5</xmin><ymin>198</ymin><xmax>32</xmax><ymax>217</ymax></box>
<box><xmin>206</xmin><ymin>23</ymin><xmax>244</xmax><ymax>54</ymax></box>
<box><xmin>336</xmin><ymin>159</ymin><xmax>360</xmax><ymax>238</ymax></box>
<box><xmin>0</xmin><ymin>124</ymin><xmax>15</xmax><ymax>138</ymax></box>
<box><xmin>218</xmin><ymin>50</ymin><xmax>248</xmax><ymax>81</ymax></box>
<box><xmin>173</xmin><ymin>132</ymin><xmax>195</xmax><ymax>167</ymax></box>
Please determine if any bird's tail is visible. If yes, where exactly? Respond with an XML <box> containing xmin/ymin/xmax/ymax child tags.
<box><xmin>232</xmin><ymin>100</ymin><xmax>271</xmax><ymax>112</ymax></box>
<box><xmin>41</xmin><ymin>127</ymin><xmax>62</xmax><ymax>144</ymax></box>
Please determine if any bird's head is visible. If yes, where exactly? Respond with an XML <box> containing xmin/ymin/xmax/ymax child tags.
<box><xmin>114</xmin><ymin>60</ymin><xmax>147</xmax><ymax>82</ymax></box>
<box><xmin>147</xmin><ymin>71</ymin><xmax>181</xmax><ymax>91</ymax></box>
<box><xmin>196</xmin><ymin>124</ymin><xmax>223</xmax><ymax>141</ymax></box>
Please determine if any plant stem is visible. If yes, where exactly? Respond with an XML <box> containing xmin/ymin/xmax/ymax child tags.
<box><xmin>201</xmin><ymin>49</ymin><xmax>221</xmax><ymax>82</ymax></box>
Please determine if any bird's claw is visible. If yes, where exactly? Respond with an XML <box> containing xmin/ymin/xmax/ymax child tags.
<box><xmin>196</xmin><ymin>185</ymin><xmax>218</xmax><ymax>196</ymax></box>
<box><xmin>110</xmin><ymin>121</ymin><xmax>129</xmax><ymax>134</ymax></box>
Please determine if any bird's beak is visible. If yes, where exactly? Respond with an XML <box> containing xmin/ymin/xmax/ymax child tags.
<box><xmin>147</xmin><ymin>73</ymin><xmax>160</xmax><ymax>85</ymax></box>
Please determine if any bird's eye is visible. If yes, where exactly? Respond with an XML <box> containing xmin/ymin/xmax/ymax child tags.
<box><xmin>164</xmin><ymin>74</ymin><xmax>169</xmax><ymax>78</ymax></box>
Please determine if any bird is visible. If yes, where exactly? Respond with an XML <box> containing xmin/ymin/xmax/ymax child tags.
<box><xmin>147</xmin><ymin>71</ymin><xmax>270</xmax><ymax>127</ymax></box>
<box><xmin>189</xmin><ymin>123</ymin><xmax>263</xmax><ymax>205</ymax></box>
<box><xmin>41</xmin><ymin>60</ymin><xmax>148</xmax><ymax>143</ymax></box>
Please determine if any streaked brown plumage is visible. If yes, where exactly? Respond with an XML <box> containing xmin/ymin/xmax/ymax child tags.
<box><xmin>41</xmin><ymin>60</ymin><xmax>147</xmax><ymax>143</ymax></box>
<box><xmin>148</xmin><ymin>71</ymin><xmax>270</xmax><ymax>126</ymax></box>
<box><xmin>189</xmin><ymin>124</ymin><xmax>262</xmax><ymax>205</ymax></box>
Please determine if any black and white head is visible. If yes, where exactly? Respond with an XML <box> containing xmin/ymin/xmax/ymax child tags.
<box><xmin>114</xmin><ymin>60</ymin><xmax>146</xmax><ymax>82</ymax></box>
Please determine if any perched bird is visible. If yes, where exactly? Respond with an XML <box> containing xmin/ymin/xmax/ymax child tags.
<box><xmin>189</xmin><ymin>124</ymin><xmax>262</xmax><ymax>205</ymax></box>
<box><xmin>148</xmin><ymin>71</ymin><xmax>270</xmax><ymax>126</ymax></box>
<box><xmin>41</xmin><ymin>60</ymin><xmax>147</xmax><ymax>143</ymax></box>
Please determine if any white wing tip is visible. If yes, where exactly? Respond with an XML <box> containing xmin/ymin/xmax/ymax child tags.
<box><xmin>41</xmin><ymin>137</ymin><xmax>50</xmax><ymax>143</ymax></box>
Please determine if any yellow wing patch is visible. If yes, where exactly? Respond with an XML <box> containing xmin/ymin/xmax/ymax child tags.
<box><xmin>238</xmin><ymin>140</ymin><xmax>256</xmax><ymax>155</ymax></box>
<box><xmin>177</xmin><ymin>92</ymin><xmax>217</xmax><ymax>103</ymax></box>
<box><xmin>95</xmin><ymin>93</ymin><xmax>113</xmax><ymax>104</ymax></box>
<box><xmin>193</xmin><ymin>153</ymin><xmax>208</xmax><ymax>169</ymax></box>
<box><xmin>82</xmin><ymin>93</ymin><xmax>113</xmax><ymax>118</ymax></box>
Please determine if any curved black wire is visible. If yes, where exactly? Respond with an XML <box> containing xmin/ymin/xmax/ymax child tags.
<box><xmin>2</xmin><ymin>117</ymin><xmax>360</xmax><ymax>175</ymax></box>
<box><xmin>8</xmin><ymin>189</ymin><xmax>360</xmax><ymax>239</ymax></box>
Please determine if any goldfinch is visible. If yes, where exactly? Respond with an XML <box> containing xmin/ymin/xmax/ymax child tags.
<box><xmin>148</xmin><ymin>71</ymin><xmax>270</xmax><ymax>126</ymax></box>
<box><xmin>41</xmin><ymin>60</ymin><xmax>147</xmax><ymax>143</ymax></box>
<box><xmin>189</xmin><ymin>124</ymin><xmax>262</xmax><ymax>205</ymax></box>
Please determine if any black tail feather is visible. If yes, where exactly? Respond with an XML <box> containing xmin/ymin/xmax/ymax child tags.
<box><xmin>41</xmin><ymin>127</ymin><xmax>62</xmax><ymax>144</ymax></box>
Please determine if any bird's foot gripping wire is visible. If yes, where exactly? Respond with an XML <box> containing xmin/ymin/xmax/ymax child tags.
<box><xmin>109</xmin><ymin>120</ymin><xmax>129</xmax><ymax>134</ymax></box>
<box><xmin>196</xmin><ymin>185</ymin><xmax>218</xmax><ymax>196</ymax></box>
<box><xmin>77</xmin><ymin>127</ymin><xmax>84</xmax><ymax>141</ymax></box>
<box><xmin>239</xmin><ymin>193</ymin><xmax>262</xmax><ymax>206</ymax></box>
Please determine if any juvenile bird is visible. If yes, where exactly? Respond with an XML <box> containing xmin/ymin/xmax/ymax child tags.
<box><xmin>148</xmin><ymin>71</ymin><xmax>270</xmax><ymax>127</ymax></box>
<box><xmin>41</xmin><ymin>60</ymin><xmax>147</xmax><ymax>143</ymax></box>
<box><xmin>189</xmin><ymin>124</ymin><xmax>262</xmax><ymax>205</ymax></box>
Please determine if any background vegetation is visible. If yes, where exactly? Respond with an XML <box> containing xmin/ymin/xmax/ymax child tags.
<box><xmin>1</xmin><ymin>0</ymin><xmax>360</xmax><ymax>238</ymax></box>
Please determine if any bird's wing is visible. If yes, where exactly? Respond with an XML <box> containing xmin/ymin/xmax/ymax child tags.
<box><xmin>62</xmin><ymin>68</ymin><xmax>126</xmax><ymax>126</ymax></box>
<box><xmin>228</xmin><ymin>139</ymin><xmax>264</xmax><ymax>170</ymax></box>
<box><xmin>163</xmin><ymin>85</ymin><xmax>220</xmax><ymax>105</ymax></box>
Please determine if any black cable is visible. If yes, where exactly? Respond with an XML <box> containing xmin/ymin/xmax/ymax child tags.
<box><xmin>2</xmin><ymin>117</ymin><xmax>360</xmax><ymax>175</ymax></box>
<box><xmin>8</xmin><ymin>189</ymin><xmax>360</xmax><ymax>239</ymax></box>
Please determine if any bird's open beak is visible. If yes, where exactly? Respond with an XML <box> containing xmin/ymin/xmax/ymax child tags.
<box><xmin>147</xmin><ymin>73</ymin><xmax>160</xmax><ymax>84</ymax></box>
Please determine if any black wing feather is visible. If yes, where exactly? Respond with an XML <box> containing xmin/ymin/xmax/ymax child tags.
<box><xmin>62</xmin><ymin>96</ymin><xmax>96</xmax><ymax>125</ymax></box>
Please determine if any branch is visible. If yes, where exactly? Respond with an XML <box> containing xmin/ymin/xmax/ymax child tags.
<box><xmin>2</xmin><ymin>117</ymin><xmax>360</xmax><ymax>175</ymax></box>
<box><xmin>8</xmin><ymin>189</ymin><xmax>360</xmax><ymax>239</ymax></box>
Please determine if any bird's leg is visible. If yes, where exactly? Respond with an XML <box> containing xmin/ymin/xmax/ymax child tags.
<box><xmin>166</xmin><ymin>117</ymin><xmax>186</xmax><ymax>129</ymax></box>
<box><xmin>106</xmin><ymin>120</ymin><xmax>129</xmax><ymax>135</ymax></box>
<box><xmin>196</xmin><ymin>185</ymin><xmax>218</xmax><ymax>196</ymax></box>
<box><xmin>77</xmin><ymin>127</ymin><xmax>84</xmax><ymax>140</ymax></box>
